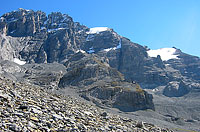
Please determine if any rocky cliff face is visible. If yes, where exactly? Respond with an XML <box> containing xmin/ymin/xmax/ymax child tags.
<box><xmin>59</xmin><ymin>52</ymin><xmax>123</xmax><ymax>87</ymax></box>
<box><xmin>0</xmin><ymin>9</ymin><xmax>46</xmax><ymax>36</ymax></box>
<box><xmin>58</xmin><ymin>52</ymin><xmax>154</xmax><ymax>111</ymax></box>
<box><xmin>0</xmin><ymin>9</ymin><xmax>88</xmax><ymax>63</ymax></box>
<box><xmin>0</xmin><ymin>8</ymin><xmax>200</xmax><ymax>108</ymax></box>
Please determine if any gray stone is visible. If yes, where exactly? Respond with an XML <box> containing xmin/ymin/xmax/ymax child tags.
<box><xmin>52</xmin><ymin>114</ymin><xmax>63</xmax><ymax>120</ymax></box>
<box><xmin>0</xmin><ymin>93</ymin><xmax>12</xmax><ymax>101</ymax></box>
<box><xmin>31</xmin><ymin>107</ymin><xmax>42</xmax><ymax>114</ymax></box>
<box><xmin>28</xmin><ymin>121</ymin><xmax>36</xmax><ymax>128</ymax></box>
<box><xmin>14</xmin><ymin>112</ymin><xmax>24</xmax><ymax>117</ymax></box>
<box><xmin>136</xmin><ymin>121</ymin><xmax>145</xmax><ymax>128</ymax></box>
<box><xmin>100</xmin><ymin>112</ymin><xmax>108</xmax><ymax>117</ymax></box>
<box><xmin>9</xmin><ymin>124</ymin><xmax>21</xmax><ymax>132</ymax></box>
<box><xmin>18</xmin><ymin>105</ymin><xmax>28</xmax><ymax>110</ymax></box>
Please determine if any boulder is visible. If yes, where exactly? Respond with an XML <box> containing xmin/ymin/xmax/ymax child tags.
<box><xmin>163</xmin><ymin>81</ymin><xmax>190</xmax><ymax>97</ymax></box>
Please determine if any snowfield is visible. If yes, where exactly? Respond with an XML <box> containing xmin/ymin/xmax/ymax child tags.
<box><xmin>147</xmin><ymin>48</ymin><xmax>179</xmax><ymax>61</ymax></box>
<box><xmin>13</xmin><ymin>58</ymin><xmax>26</xmax><ymax>65</ymax></box>
<box><xmin>87</xmin><ymin>27</ymin><xmax>109</xmax><ymax>34</ymax></box>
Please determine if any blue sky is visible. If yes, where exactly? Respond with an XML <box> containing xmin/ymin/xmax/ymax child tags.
<box><xmin>1</xmin><ymin>0</ymin><xmax>200</xmax><ymax>57</ymax></box>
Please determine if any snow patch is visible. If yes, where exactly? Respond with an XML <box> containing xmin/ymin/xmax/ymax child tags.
<box><xmin>7</xmin><ymin>17</ymin><xmax>18</xmax><ymax>23</ymax></box>
<box><xmin>0</xmin><ymin>17</ymin><xmax>4</xmax><ymax>22</ymax></box>
<box><xmin>152</xmin><ymin>88</ymin><xmax>159</xmax><ymax>92</ymax></box>
<box><xmin>18</xmin><ymin>8</ymin><xmax>31</xmax><ymax>12</ymax></box>
<box><xmin>104</xmin><ymin>47</ymin><xmax>114</xmax><ymax>52</ymax></box>
<box><xmin>103</xmin><ymin>39</ymin><xmax>122</xmax><ymax>52</ymax></box>
<box><xmin>87</xmin><ymin>27</ymin><xmax>109</xmax><ymax>34</ymax></box>
<box><xmin>13</xmin><ymin>58</ymin><xmax>26</xmax><ymax>65</ymax></box>
<box><xmin>58</xmin><ymin>23</ymin><xmax>68</xmax><ymax>28</ymax></box>
<box><xmin>10</xmin><ymin>30</ymin><xmax>16</xmax><ymax>34</ymax></box>
<box><xmin>40</xmin><ymin>27</ymin><xmax>46</xmax><ymax>30</ymax></box>
<box><xmin>48</xmin><ymin>28</ymin><xmax>65</xmax><ymax>32</ymax></box>
<box><xmin>116</xmin><ymin>39</ymin><xmax>122</xmax><ymax>49</ymax></box>
<box><xmin>87</xmin><ymin>47</ymin><xmax>95</xmax><ymax>54</ymax></box>
<box><xmin>86</xmin><ymin>34</ymin><xmax>95</xmax><ymax>41</ymax></box>
<box><xmin>76</xmin><ymin>50</ymin><xmax>86</xmax><ymax>53</ymax></box>
<box><xmin>61</xmin><ymin>14</ymin><xmax>70</xmax><ymax>23</ymax></box>
<box><xmin>147</xmin><ymin>48</ymin><xmax>178</xmax><ymax>61</ymax></box>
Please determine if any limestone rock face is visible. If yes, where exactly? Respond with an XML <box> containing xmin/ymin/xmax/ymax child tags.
<box><xmin>86</xmin><ymin>85</ymin><xmax>154</xmax><ymax>111</ymax></box>
<box><xmin>0</xmin><ymin>60</ymin><xmax>24</xmax><ymax>80</ymax></box>
<box><xmin>82</xmin><ymin>29</ymin><xmax>121</xmax><ymax>53</ymax></box>
<box><xmin>58</xmin><ymin>52</ymin><xmax>155</xmax><ymax>111</ymax></box>
<box><xmin>113</xmin><ymin>89</ymin><xmax>154</xmax><ymax>111</ymax></box>
<box><xmin>0</xmin><ymin>9</ymin><xmax>199</xmax><ymax>93</ymax></box>
<box><xmin>0</xmin><ymin>9</ymin><xmax>87</xmax><ymax>63</ymax></box>
<box><xmin>0</xmin><ymin>8</ymin><xmax>46</xmax><ymax>36</ymax></box>
<box><xmin>0</xmin><ymin>9</ymin><xmax>156</xmax><ymax>112</ymax></box>
<box><xmin>0</xmin><ymin>34</ymin><xmax>15</xmax><ymax>61</ymax></box>
<box><xmin>42</xmin><ymin>28</ymin><xmax>77</xmax><ymax>63</ymax></box>
<box><xmin>97</xmin><ymin>37</ymin><xmax>170</xmax><ymax>87</ymax></box>
<box><xmin>59</xmin><ymin>52</ymin><xmax>124</xmax><ymax>87</ymax></box>
<box><xmin>167</xmin><ymin>51</ymin><xmax>200</xmax><ymax>81</ymax></box>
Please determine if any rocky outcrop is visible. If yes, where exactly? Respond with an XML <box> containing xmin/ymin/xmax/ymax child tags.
<box><xmin>1</xmin><ymin>9</ymin><xmax>199</xmax><ymax>93</ymax></box>
<box><xmin>59</xmin><ymin>52</ymin><xmax>124</xmax><ymax>87</ymax></box>
<box><xmin>163</xmin><ymin>81</ymin><xmax>190</xmax><ymax>97</ymax></box>
<box><xmin>0</xmin><ymin>60</ymin><xmax>25</xmax><ymax>80</ymax></box>
<box><xmin>82</xmin><ymin>84</ymin><xmax>155</xmax><ymax>112</ymax></box>
<box><xmin>82</xmin><ymin>29</ymin><xmax>121</xmax><ymax>53</ymax></box>
<box><xmin>0</xmin><ymin>8</ymin><xmax>46</xmax><ymax>36</ymax></box>
<box><xmin>58</xmin><ymin>52</ymin><xmax>155</xmax><ymax>111</ymax></box>
<box><xmin>166</xmin><ymin>51</ymin><xmax>200</xmax><ymax>81</ymax></box>
<box><xmin>42</xmin><ymin>28</ymin><xmax>77</xmax><ymax>63</ymax></box>
<box><xmin>0</xmin><ymin>9</ymin><xmax>87</xmax><ymax>63</ymax></box>
<box><xmin>0</xmin><ymin>34</ymin><xmax>15</xmax><ymax>61</ymax></box>
<box><xmin>20</xmin><ymin>63</ymin><xmax>66</xmax><ymax>89</ymax></box>
<box><xmin>97</xmin><ymin>37</ymin><xmax>171</xmax><ymax>87</ymax></box>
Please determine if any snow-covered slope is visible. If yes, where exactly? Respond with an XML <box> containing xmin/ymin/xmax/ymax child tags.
<box><xmin>87</xmin><ymin>27</ymin><xmax>109</xmax><ymax>34</ymax></box>
<box><xmin>13</xmin><ymin>58</ymin><xmax>26</xmax><ymax>65</ymax></box>
<box><xmin>147</xmin><ymin>48</ymin><xmax>179</xmax><ymax>61</ymax></box>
